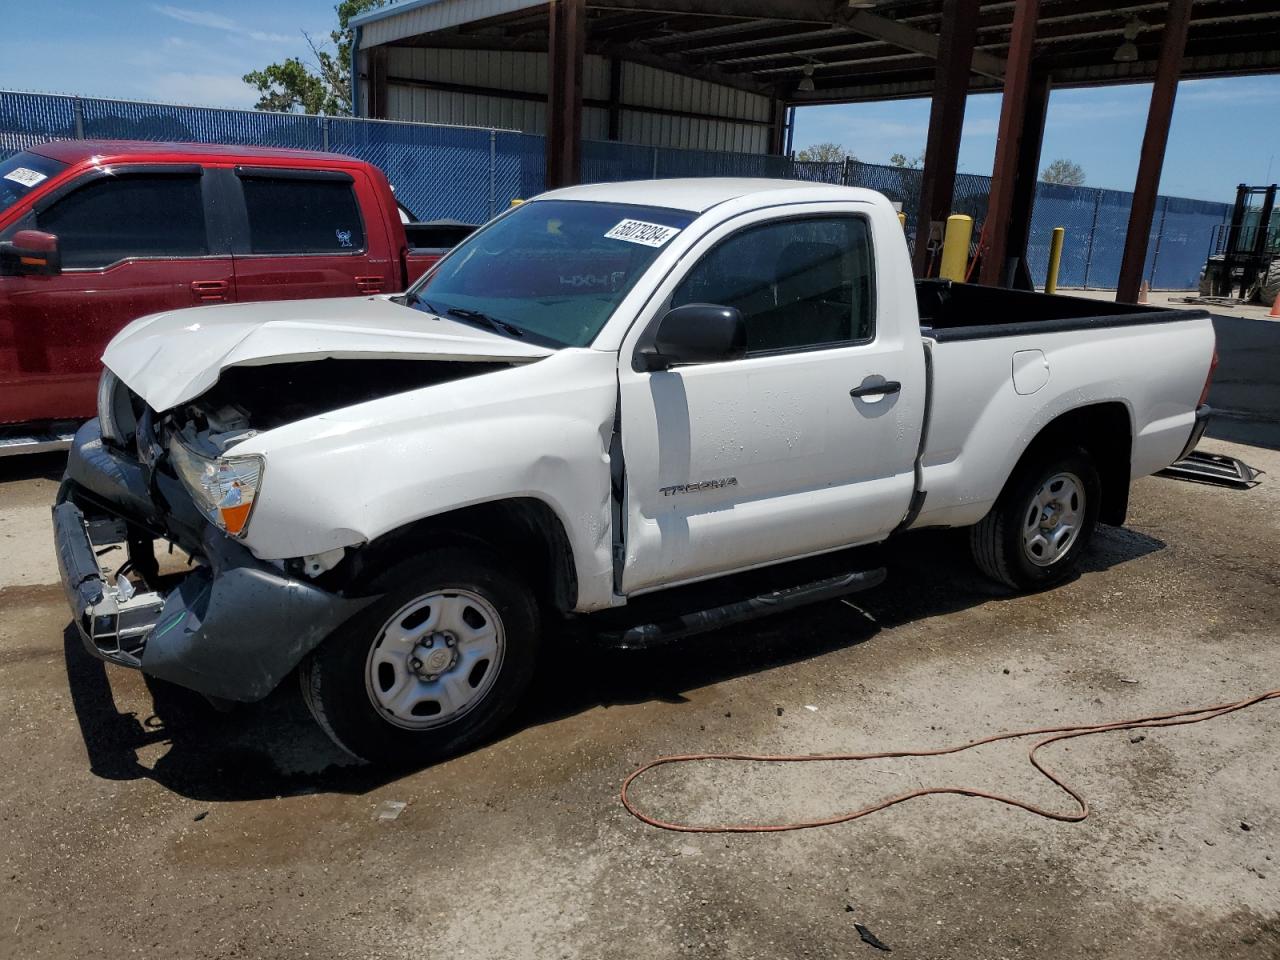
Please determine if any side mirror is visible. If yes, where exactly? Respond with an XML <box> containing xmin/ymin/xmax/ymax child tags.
<box><xmin>0</xmin><ymin>229</ymin><xmax>61</xmax><ymax>276</ymax></box>
<box><xmin>638</xmin><ymin>303</ymin><xmax>746</xmax><ymax>372</ymax></box>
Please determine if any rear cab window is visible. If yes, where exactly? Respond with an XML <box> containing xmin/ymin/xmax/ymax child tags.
<box><xmin>238</xmin><ymin>172</ymin><xmax>366</xmax><ymax>255</ymax></box>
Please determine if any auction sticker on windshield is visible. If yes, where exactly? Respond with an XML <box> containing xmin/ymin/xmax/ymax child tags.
<box><xmin>604</xmin><ymin>219</ymin><xmax>681</xmax><ymax>247</ymax></box>
<box><xmin>3</xmin><ymin>167</ymin><xmax>48</xmax><ymax>188</ymax></box>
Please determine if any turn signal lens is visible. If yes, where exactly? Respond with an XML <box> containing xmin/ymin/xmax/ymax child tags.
<box><xmin>168</xmin><ymin>437</ymin><xmax>264</xmax><ymax>538</ymax></box>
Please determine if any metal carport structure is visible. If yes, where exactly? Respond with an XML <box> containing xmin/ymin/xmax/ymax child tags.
<box><xmin>351</xmin><ymin>0</ymin><xmax>1280</xmax><ymax>300</ymax></box>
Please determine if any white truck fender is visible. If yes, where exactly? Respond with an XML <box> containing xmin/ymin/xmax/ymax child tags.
<box><xmin>229</xmin><ymin>349</ymin><xmax>621</xmax><ymax>612</ymax></box>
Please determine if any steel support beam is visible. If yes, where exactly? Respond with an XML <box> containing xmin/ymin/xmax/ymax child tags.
<box><xmin>912</xmin><ymin>0</ymin><xmax>980</xmax><ymax>277</ymax></box>
<box><xmin>768</xmin><ymin>97</ymin><xmax>786</xmax><ymax>155</ymax></box>
<box><xmin>1116</xmin><ymin>0</ymin><xmax>1193</xmax><ymax>303</ymax></box>
<box><xmin>368</xmin><ymin>46</ymin><xmax>390</xmax><ymax>119</ymax></box>
<box><xmin>547</xmin><ymin>0</ymin><xmax>585</xmax><ymax>189</ymax></box>
<box><xmin>1006</xmin><ymin>71</ymin><xmax>1053</xmax><ymax>291</ymax></box>
<box><xmin>978</xmin><ymin>0</ymin><xmax>1039</xmax><ymax>287</ymax></box>
<box><xmin>840</xmin><ymin>9</ymin><xmax>1004</xmax><ymax>79</ymax></box>
<box><xmin>608</xmin><ymin>56</ymin><xmax>623</xmax><ymax>140</ymax></box>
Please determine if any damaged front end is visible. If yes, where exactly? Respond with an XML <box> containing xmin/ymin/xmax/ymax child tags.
<box><xmin>54</xmin><ymin>479</ymin><xmax>373</xmax><ymax>701</ymax></box>
<box><xmin>56</xmin><ymin>358</ymin><xmax>508</xmax><ymax>702</ymax></box>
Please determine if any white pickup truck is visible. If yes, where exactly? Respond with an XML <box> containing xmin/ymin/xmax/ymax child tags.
<box><xmin>54</xmin><ymin>179</ymin><xmax>1216</xmax><ymax>763</ymax></box>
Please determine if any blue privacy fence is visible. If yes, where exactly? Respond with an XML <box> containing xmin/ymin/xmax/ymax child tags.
<box><xmin>2</xmin><ymin>90</ymin><xmax>1228</xmax><ymax>289</ymax></box>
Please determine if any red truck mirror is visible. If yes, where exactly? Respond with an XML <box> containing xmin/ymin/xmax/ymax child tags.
<box><xmin>0</xmin><ymin>229</ymin><xmax>61</xmax><ymax>276</ymax></box>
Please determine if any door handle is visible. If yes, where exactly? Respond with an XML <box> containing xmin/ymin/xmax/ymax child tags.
<box><xmin>190</xmin><ymin>279</ymin><xmax>229</xmax><ymax>302</ymax></box>
<box><xmin>850</xmin><ymin>380</ymin><xmax>902</xmax><ymax>399</ymax></box>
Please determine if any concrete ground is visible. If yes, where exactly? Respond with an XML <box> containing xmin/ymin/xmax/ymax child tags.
<box><xmin>1</xmin><ymin>314</ymin><xmax>1277</xmax><ymax>960</ymax></box>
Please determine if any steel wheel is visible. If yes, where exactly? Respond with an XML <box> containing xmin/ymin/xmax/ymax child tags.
<box><xmin>1021</xmin><ymin>471</ymin><xmax>1085</xmax><ymax>567</ymax></box>
<box><xmin>364</xmin><ymin>589</ymin><xmax>506</xmax><ymax>730</ymax></box>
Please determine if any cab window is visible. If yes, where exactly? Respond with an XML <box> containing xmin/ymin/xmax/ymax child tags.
<box><xmin>672</xmin><ymin>216</ymin><xmax>875</xmax><ymax>355</ymax></box>
<box><xmin>36</xmin><ymin>173</ymin><xmax>208</xmax><ymax>269</ymax></box>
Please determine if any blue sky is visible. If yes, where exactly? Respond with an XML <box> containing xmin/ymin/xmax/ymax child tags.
<box><xmin>0</xmin><ymin>1</ymin><xmax>1276</xmax><ymax>203</ymax></box>
<box><xmin>0</xmin><ymin>0</ymin><xmax>328</xmax><ymax>108</ymax></box>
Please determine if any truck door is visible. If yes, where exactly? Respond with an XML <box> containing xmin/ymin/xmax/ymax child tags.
<box><xmin>617</xmin><ymin>206</ymin><xmax>925</xmax><ymax>595</ymax></box>
<box><xmin>228</xmin><ymin>167</ymin><xmax>395</xmax><ymax>301</ymax></box>
<box><xmin>0</xmin><ymin>165</ymin><xmax>231</xmax><ymax>424</ymax></box>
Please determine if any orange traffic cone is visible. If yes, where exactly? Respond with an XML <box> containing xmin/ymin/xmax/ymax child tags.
<box><xmin>1269</xmin><ymin>294</ymin><xmax>1280</xmax><ymax>318</ymax></box>
<box><xmin>1138</xmin><ymin>280</ymin><xmax>1150</xmax><ymax>304</ymax></box>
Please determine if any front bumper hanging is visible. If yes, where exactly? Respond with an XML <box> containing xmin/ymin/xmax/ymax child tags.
<box><xmin>54</xmin><ymin>421</ymin><xmax>377</xmax><ymax>703</ymax></box>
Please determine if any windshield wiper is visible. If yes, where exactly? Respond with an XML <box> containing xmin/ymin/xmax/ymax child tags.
<box><xmin>401</xmin><ymin>290</ymin><xmax>439</xmax><ymax>313</ymax></box>
<box><xmin>446</xmin><ymin>307</ymin><xmax>526</xmax><ymax>339</ymax></box>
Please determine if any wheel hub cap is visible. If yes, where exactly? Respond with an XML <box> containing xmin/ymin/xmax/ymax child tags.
<box><xmin>1022</xmin><ymin>472</ymin><xmax>1085</xmax><ymax>568</ymax></box>
<box><xmin>364</xmin><ymin>590</ymin><xmax>505</xmax><ymax>730</ymax></box>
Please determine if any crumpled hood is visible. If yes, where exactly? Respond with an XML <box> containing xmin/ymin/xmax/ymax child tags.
<box><xmin>103</xmin><ymin>295</ymin><xmax>553</xmax><ymax>411</ymax></box>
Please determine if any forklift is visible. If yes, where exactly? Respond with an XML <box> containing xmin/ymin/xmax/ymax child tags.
<box><xmin>1200</xmin><ymin>184</ymin><xmax>1280</xmax><ymax>306</ymax></box>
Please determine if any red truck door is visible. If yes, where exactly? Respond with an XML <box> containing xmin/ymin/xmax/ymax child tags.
<box><xmin>0</xmin><ymin>166</ymin><xmax>234</xmax><ymax>424</ymax></box>
<box><xmin>227</xmin><ymin>167</ymin><xmax>395</xmax><ymax>301</ymax></box>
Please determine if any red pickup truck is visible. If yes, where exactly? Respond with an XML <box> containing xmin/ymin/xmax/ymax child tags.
<box><xmin>0</xmin><ymin>140</ymin><xmax>467</xmax><ymax>449</ymax></box>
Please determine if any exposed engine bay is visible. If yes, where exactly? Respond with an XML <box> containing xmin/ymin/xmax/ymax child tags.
<box><xmin>166</xmin><ymin>357</ymin><xmax>510</xmax><ymax>450</ymax></box>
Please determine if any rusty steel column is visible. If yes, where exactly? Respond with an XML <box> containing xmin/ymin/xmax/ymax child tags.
<box><xmin>912</xmin><ymin>0</ymin><xmax>981</xmax><ymax>277</ymax></box>
<box><xmin>1116</xmin><ymin>0</ymin><xmax>1193</xmax><ymax>303</ymax></box>
<box><xmin>546</xmin><ymin>0</ymin><xmax>585</xmax><ymax>189</ymax></box>
<box><xmin>979</xmin><ymin>0</ymin><xmax>1039</xmax><ymax>287</ymax></box>
<box><xmin>1006</xmin><ymin>71</ymin><xmax>1052</xmax><ymax>291</ymax></box>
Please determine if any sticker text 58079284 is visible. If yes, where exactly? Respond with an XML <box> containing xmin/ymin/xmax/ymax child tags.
<box><xmin>604</xmin><ymin>219</ymin><xmax>681</xmax><ymax>248</ymax></box>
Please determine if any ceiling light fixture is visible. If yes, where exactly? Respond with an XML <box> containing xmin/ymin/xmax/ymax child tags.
<box><xmin>798</xmin><ymin>62</ymin><xmax>816</xmax><ymax>93</ymax></box>
<box><xmin>1114</xmin><ymin>18</ymin><xmax>1143</xmax><ymax>63</ymax></box>
<box><xmin>848</xmin><ymin>0</ymin><xmax>878</xmax><ymax>9</ymax></box>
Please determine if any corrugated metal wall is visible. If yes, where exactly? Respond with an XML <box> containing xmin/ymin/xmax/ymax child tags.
<box><xmin>383</xmin><ymin>47</ymin><xmax>771</xmax><ymax>153</ymax></box>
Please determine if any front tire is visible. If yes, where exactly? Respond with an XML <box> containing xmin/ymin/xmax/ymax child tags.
<box><xmin>300</xmin><ymin>547</ymin><xmax>539</xmax><ymax>765</ymax></box>
<box><xmin>970</xmin><ymin>447</ymin><xmax>1100</xmax><ymax>591</ymax></box>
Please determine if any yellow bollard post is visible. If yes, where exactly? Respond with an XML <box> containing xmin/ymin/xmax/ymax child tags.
<box><xmin>897</xmin><ymin>211</ymin><xmax>907</xmax><ymax>230</ymax></box>
<box><xmin>938</xmin><ymin>214</ymin><xmax>973</xmax><ymax>282</ymax></box>
<box><xmin>1045</xmin><ymin>226</ymin><xmax>1065</xmax><ymax>294</ymax></box>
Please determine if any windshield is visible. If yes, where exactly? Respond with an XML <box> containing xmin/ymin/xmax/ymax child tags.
<box><xmin>0</xmin><ymin>151</ymin><xmax>66</xmax><ymax>213</ymax></box>
<box><xmin>406</xmin><ymin>199</ymin><xmax>695</xmax><ymax>347</ymax></box>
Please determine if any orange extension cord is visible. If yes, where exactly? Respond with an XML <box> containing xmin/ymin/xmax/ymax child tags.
<box><xmin>620</xmin><ymin>688</ymin><xmax>1280</xmax><ymax>833</ymax></box>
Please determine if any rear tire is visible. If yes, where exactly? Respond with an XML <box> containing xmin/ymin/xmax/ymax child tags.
<box><xmin>300</xmin><ymin>547</ymin><xmax>539</xmax><ymax>765</ymax></box>
<box><xmin>1259</xmin><ymin>259</ymin><xmax>1280</xmax><ymax>309</ymax></box>
<box><xmin>970</xmin><ymin>447</ymin><xmax>1100</xmax><ymax>591</ymax></box>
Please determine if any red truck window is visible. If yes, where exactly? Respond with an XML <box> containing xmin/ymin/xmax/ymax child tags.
<box><xmin>37</xmin><ymin>173</ymin><xmax>207</xmax><ymax>269</ymax></box>
<box><xmin>240</xmin><ymin>176</ymin><xmax>365</xmax><ymax>255</ymax></box>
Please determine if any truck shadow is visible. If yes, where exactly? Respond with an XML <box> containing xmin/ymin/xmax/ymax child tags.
<box><xmin>62</xmin><ymin>523</ymin><xmax>1164</xmax><ymax>802</ymax></box>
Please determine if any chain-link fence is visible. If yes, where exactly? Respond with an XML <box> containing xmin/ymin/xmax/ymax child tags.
<box><xmin>3</xmin><ymin>89</ymin><xmax>1229</xmax><ymax>289</ymax></box>
<box><xmin>792</xmin><ymin>157</ymin><xmax>1227</xmax><ymax>289</ymax></box>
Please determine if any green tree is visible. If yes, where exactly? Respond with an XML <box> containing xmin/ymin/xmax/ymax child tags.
<box><xmin>1040</xmin><ymin>158</ymin><xmax>1086</xmax><ymax>186</ymax></box>
<box><xmin>889</xmin><ymin>152</ymin><xmax>924</xmax><ymax>169</ymax></box>
<box><xmin>796</xmin><ymin>142</ymin><xmax>855</xmax><ymax>163</ymax></box>
<box><xmin>243</xmin><ymin>0</ymin><xmax>386</xmax><ymax>115</ymax></box>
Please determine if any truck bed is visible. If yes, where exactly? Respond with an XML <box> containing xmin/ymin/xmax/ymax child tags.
<box><xmin>911</xmin><ymin>278</ymin><xmax>1216</xmax><ymax>532</ymax></box>
<box><xmin>915</xmin><ymin>278</ymin><xmax>1202</xmax><ymax>342</ymax></box>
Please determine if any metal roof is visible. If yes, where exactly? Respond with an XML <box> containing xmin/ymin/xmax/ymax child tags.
<box><xmin>354</xmin><ymin>0</ymin><xmax>1280</xmax><ymax>103</ymax></box>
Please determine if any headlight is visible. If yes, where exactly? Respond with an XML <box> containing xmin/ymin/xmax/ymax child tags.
<box><xmin>168</xmin><ymin>436</ymin><xmax>264</xmax><ymax>538</ymax></box>
<box><xmin>97</xmin><ymin>369</ymin><xmax>137</xmax><ymax>447</ymax></box>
